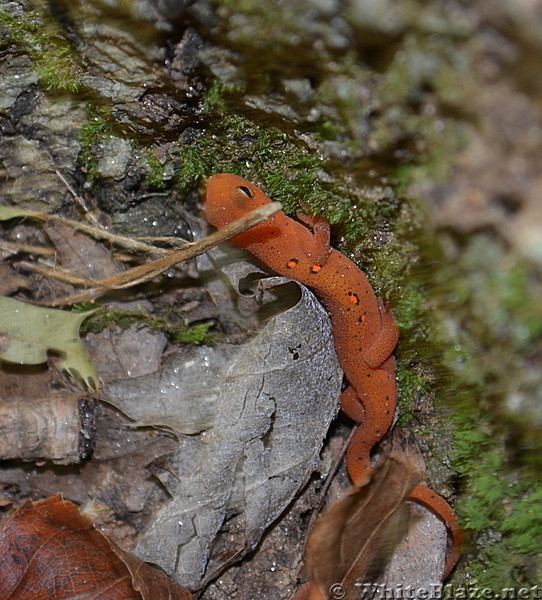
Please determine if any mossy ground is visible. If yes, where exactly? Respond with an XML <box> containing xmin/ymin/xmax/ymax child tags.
<box><xmin>7</xmin><ymin>0</ymin><xmax>541</xmax><ymax>588</ymax></box>
<box><xmin>436</xmin><ymin>235</ymin><xmax>542</xmax><ymax>586</ymax></box>
<box><xmin>79</xmin><ymin>305</ymin><xmax>215</xmax><ymax>346</ymax></box>
<box><xmin>77</xmin><ymin>104</ymin><xmax>114</xmax><ymax>181</ymax></box>
<box><xmin>0</xmin><ymin>4</ymin><xmax>80</xmax><ymax>92</ymax></box>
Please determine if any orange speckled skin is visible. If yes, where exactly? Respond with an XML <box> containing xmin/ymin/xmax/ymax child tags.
<box><xmin>205</xmin><ymin>173</ymin><xmax>399</xmax><ymax>486</ymax></box>
<box><xmin>205</xmin><ymin>174</ymin><xmax>462</xmax><ymax>579</ymax></box>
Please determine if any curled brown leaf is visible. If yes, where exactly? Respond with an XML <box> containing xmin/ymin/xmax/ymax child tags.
<box><xmin>303</xmin><ymin>431</ymin><xmax>425</xmax><ymax>600</ymax></box>
<box><xmin>0</xmin><ymin>495</ymin><xmax>193</xmax><ymax>600</ymax></box>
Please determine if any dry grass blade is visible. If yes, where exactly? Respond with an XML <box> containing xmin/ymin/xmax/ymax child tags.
<box><xmin>1</xmin><ymin>208</ymin><xmax>168</xmax><ymax>254</ymax></box>
<box><xmin>46</xmin><ymin>201</ymin><xmax>283</xmax><ymax>306</ymax></box>
<box><xmin>19</xmin><ymin>261</ymin><xmax>93</xmax><ymax>286</ymax></box>
<box><xmin>0</xmin><ymin>240</ymin><xmax>56</xmax><ymax>257</ymax></box>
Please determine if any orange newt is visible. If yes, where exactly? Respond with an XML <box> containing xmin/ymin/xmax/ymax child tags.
<box><xmin>205</xmin><ymin>173</ymin><xmax>462</xmax><ymax>577</ymax></box>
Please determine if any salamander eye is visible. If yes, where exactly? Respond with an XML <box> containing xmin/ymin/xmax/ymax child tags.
<box><xmin>237</xmin><ymin>185</ymin><xmax>254</xmax><ymax>198</ymax></box>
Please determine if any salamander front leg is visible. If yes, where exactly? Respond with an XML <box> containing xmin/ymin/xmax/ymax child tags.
<box><xmin>296</xmin><ymin>213</ymin><xmax>331</xmax><ymax>266</ymax></box>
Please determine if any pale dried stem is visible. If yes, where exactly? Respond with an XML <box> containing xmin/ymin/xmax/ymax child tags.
<box><xmin>42</xmin><ymin>201</ymin><xmax>282</xmax><ymax>306</ymax></box>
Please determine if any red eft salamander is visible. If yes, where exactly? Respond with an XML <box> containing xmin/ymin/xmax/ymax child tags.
<box><xmin>205</xmin><ymin>173</ymin><xmax>462</xmax><ymax>577</ymax></box>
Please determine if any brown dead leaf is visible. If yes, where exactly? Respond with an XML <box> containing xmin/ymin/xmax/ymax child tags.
<box><xmin>0</xmin><ymin>494</ymin><xmax>193</xmax><ymax>600</ymax></box>
<box><xmin>0</xmin><ymin>357</ymin><xmax>56</xmax><ymax>399</ymax></box>
<box><xmin>45</xmin><ymin>222</ymin><xmax>121</xmax><ymax>280</ymax></box>
<box><xmin>0</xmin><ymin>263</ymin><xmax>30</xmax><ymax>296</ymax></box>
<box><xmin>115</xmin><ymin>546</ymin><xmax>193</xmax><ymax>600</ymax></box>
<box><xmin>303</xmin><ymin>431</ymin><xmax>425</xmax><ymax>600</ymax></box>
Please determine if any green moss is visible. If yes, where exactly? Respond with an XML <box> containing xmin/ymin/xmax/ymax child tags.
<box><xmin>36</xmin><ymin>46</ymin><xmax>79</xmax><ymax>92</ymax></box>
<box><xmin>171</xmin><ymin>321</ymin><xmax>215</xmax><ymax>345</ymax></box>
<box><xmin>453</xmin><ymin>419</ymin><xmax>542</xmax><ymax>584</ymax></box>
<box><xmin>0</xmin><ymin>6</ymin><xmax>80</xmax><ymax>92</ymax></box>
<box><xmin>203</xmin><ymin>80</ymin><xmax>247</xmax><ymax>113</ymax></box>
<box><xmin>430</xmin><ymin>234</ymin><xmax>542</xmax><ymax>585</ymax></box>
<box><xmin>395</xmin><ymin>362</ymin><xmax>432</xmax><ymax>424</ymax></box>
<box><xmin>78</xmin><ymin>107</ymin><xmax>110</xmax><ymax>148</ymax></box>
<box><xmin>80</xmin><ymin>306</ymin><xmax>215</xmax><ymax>345</ymax></box>
<box><xmin>175</xmin><ymin>136</ymin><xmax>224</xmax><ymax>194</ymax></box>
<box><xmin>176</xmin><ymin>108</ymin><xmax>374</xmax><ymax>242</ymax></box>
<box><xmin>143</xmin><ymin>147</ymin><xmax>169</xmax><ymax>189</ymax></box>
<box><xmin>77</xmin><ymin>104</ymin><xmax>113</xmax><ymax>181</ymax></box>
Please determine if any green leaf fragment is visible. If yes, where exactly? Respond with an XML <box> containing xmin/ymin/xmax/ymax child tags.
<box><xmin>0</xmin><ymin>296</ymin><xmax>98</xmax><ymax>389</ymax></box>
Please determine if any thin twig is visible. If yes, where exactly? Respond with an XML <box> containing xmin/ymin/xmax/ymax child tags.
<box><xmin>55</xmin><ymin>169</ymin><xmax>103</xmax><ymax>228</ymax></box>
<box><xmin>19</xmin><ymin>260</ymin><xmax>94</xmax><ymax>286</ymax></box>
<box><xmin>5</xmin><ymin>210</ymin><xmax>167</xmax><ymax>253</ymax></box>
<box><xmin>48</xmin><ymin>201</ymin><xmax>282</xmax><ymax>306</ymax></box>
<box><xmin>0</xmin><ymin>240</ymin><xmax>55</xmax><ymax>257</ymax></box>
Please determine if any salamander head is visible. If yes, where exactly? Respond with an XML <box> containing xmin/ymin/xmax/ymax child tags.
<box><xmin>205</xmin><ymin>174</ymin><xmax>271</xmax><ymax>230</ymax></box>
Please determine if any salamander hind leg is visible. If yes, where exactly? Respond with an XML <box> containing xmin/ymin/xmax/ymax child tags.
<box><xmin>341</xmin><ymin>377</ymin><xmax>396</xmax><ymax>487</ymax></box>
<box><xmin>295</xmin><ymin>213</ymin><xmax>331</xmax><ymax>266</ymax></box>
<box><xmin>364</xmin><ymin>298</ymin><xmax>399</xmax><ymax>369</ymax></box>
<box><xmin>341</xmin><ymin>385</ymin><xmax>372</xmax><ymax>486</ymax></box>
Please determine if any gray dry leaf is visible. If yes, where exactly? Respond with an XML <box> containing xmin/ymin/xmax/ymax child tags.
<box><xmin>44</xmin><ymin>222</ymin><xmax>122</xmax><ymax>279</ymax></box>
<box><xmin>106</xmin><ymin>280</ymin><xmax>342</xmax><ymax>588</ymax></box>
<box><xmin>85</xmin><ymin>303</ymin><xmax>167</xmax><ymax>383</ymax></box>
